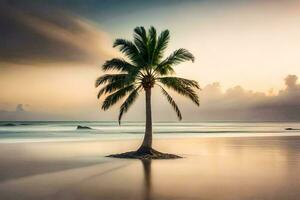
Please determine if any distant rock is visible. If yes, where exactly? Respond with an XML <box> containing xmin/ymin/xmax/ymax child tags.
<box><xmin>1</xmin><ymin>123</ymin><xmax>17</xmax><ymax>126</ymax></box>
<box><xmin>285</xmin><ymin>128</ymin><xmax>300</xmax><ymax>130</ymax></box>
<box><xmin>77</xmin><ymin>125</ymin><xmax>92</xmax><ymax>130</ymax></box>
<box><xmin>20</xmin><ymin>123</ymin><xmax>32</xmax><ymax>126</ymax></box>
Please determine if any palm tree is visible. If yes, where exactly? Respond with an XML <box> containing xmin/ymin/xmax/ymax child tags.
<box><xmin>96</xmin><ymin>26</ymin><xmax>200</xmax><ymax>155</ymax></box>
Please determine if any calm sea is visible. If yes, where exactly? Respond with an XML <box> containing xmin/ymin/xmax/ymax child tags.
<box><xmin>0</xmin><ymin>121</ymin><xmax>299</xmax><ymax>143</ymax></box>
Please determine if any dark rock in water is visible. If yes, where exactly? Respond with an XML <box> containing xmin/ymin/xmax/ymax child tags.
<box><xmin>285</xmin><ymin>128</ymin><xmax>300</xmax><ymax>130</ymax></box>
<box><xmin>77</xmin><ymin>125</ymin><xmax>92</xmax><ymax>130</ymax></box>
<box><xmin>1</xmin><ymin>123</ymin><xmax>17</xmax><ymax>126</ymax></box>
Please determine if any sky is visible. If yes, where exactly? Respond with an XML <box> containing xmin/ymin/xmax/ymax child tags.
<box><xmin>0</xmin><ymin>0</ymin><xmax>300</xmax><ymax>121</ymax></box>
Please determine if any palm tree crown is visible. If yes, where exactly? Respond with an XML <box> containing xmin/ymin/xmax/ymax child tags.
<box><xmin>95</xmin><ymin>26</ymin><xmax>200</xmax><ymax>124</ymax></box>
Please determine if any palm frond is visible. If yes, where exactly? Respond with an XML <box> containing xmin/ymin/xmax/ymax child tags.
<box><xmin>155</xmin><ymin>48</ymin><xmax>194</xmax><ymax>75</ymax></box>
<box><xmin>97</xmin><ymin>79</ymin><xmax>138</xmax><ymax>99</ymax></box>
<box><xmin>158</xmin><ymin>77</ymin><xmax>200</xmax><ymax>106</ymax></box>
<box><xmin>118</xmin><ymin>86</ymin><xmax>141</xmax><ymax>124</ymax></box>
<box><xmin>152</xmin><ymin>29</ymin><xmax>170</xmax><ymax>65</ymax></box>
<box><xmin>134</xmin><ymin>27</ymin><xmax>148</xmax><ymax>42</ymax></box>
<box><xmin>159</xmin><ymin>77</ymin><xmax>200</xmax><ymax>89</ymax></box>
<box><xmin>154</xmin><ymin>65</ymin><xmax>175</xmax><ymax>76</ymax></box>
<box><xmin>97</xmin><ymin>87</ymin><xmax>107</xmax><ymax>99</ymax></box>
<box><xmin>159</xmin><ymin>85</ymin><xmax>182</xmax><ymax>120</ymax></box>
<box><xmin>101</xmin><ymin>85</ymin><xmax>135</xmax><ymax>110</ymax></box>
<box><xmin>133</xmin><ymin>26</ymin><xmax>148</xmax><ymax>64</ymax></box>
<box><xmin>113</xmin><ymin>39</ymin><xmax>142</xmax><ymax>65</ymax></box>
<box><xmin>166</xmin><ymin>48</ymin><xmax>195</xmax><ymax>64</ymax></box>
<box><xmin>102</xmin><ymin>58</ymin><xmax>137</xmax><ymax>73</ymax></box>
<box><xmin>148</xmin><ymin>26</ymin><xmax>157</xmax><ymax>65</ymax></box>
<box><xmin>95</xmin><ymin>74</ymin><xmax>127</xmax><ymax>87</ymax></box>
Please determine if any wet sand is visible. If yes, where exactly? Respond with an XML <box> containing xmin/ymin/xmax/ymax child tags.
<box><xmin>0</xmin><ymin>136</ymin><xmax>300</xmax><ymax>200</ymax></box>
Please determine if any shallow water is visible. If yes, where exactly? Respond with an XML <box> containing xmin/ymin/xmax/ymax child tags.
<box><xmin>0</xmin><ymin>136</ymin><xmax>299</xmax><ymax>200</ymax></box>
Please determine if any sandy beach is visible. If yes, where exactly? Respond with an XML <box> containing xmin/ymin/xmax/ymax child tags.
<box><xmin>0</xmin><ymin>135</ymin><xmax>299</xmax><ymax>200</ymax></box>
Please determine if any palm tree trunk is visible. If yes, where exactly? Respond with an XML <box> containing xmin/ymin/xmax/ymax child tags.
<box><xmin>139</xmin><ymin>87</ymin><xmax>152</xmax><ymax>150</ymax></box>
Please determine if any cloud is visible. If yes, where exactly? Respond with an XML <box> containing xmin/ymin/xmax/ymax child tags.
<box><xmin>285</xmin><ymin>75</ymin><xmax>299</xmax><ymax>90</ymax></box>
<box><xmin>0</xmin><ymin>104</ymin><xmax>28</xmax><ymax>120</ymax></box>
<box><xmin>0</xmin><ymin>104</ymin><xmax>61</xmax><ymax>121</ymax></box>
<box><xmin>190</xmin><ymin>74</ymin><xmax>300</xmax><ymax>121</ymax></box>
<box><xmin>15</xmin><ymin>104</ymin><xmax>25</xmax><ymax>112</ymax></box>
<box><xmin>0</xmin><ymin>1</ymin><xmax>114</xmax><ymax>66</ymax></box>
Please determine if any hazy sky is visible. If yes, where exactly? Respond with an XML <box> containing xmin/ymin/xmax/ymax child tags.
<box><xmin>0</xmin><ymin>0</ymin><xmax>300</xmax><ymax>121</ymax></box>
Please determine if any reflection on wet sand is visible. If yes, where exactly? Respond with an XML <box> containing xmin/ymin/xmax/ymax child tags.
<box><xmin>0</xmin><ymin>136</ymin><xmax>299</xmax><ymax>200</ymax></box>
<box><xmin>142</xmin><ymin>159</ymin><xmax>152</xmax><ymax>200</ymax></box>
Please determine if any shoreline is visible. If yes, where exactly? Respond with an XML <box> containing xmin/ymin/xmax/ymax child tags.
<box><xmin>0</xmin><ymin>132</ymin><xmax>300</xmax><ymax>144</ymax></box>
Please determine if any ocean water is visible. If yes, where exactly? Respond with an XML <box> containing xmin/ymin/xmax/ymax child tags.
<box><xmin>0</xmin><ymin>121</ymin><xmax>299</xmax><ymax>143</ymax></box>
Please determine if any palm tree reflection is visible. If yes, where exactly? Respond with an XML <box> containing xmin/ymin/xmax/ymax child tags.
<box><xmin>141</xmin><ymin>159</ymin><xmax>152</xmax><ymax>200</ymax></box>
